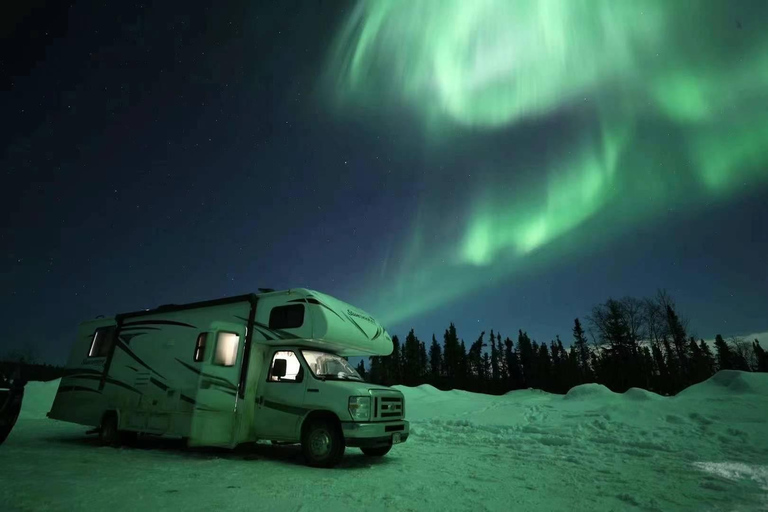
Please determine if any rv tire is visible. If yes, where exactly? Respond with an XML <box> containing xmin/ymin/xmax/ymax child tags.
<box><xmin>301</xmin><ymin>418</ymin><xmax>345</xmax><ymax>468</ymax></box>
<box><xmin>361</xmin><ymin>443</ymin><xmax>392</xmax><ymax>457</ymax></box>
<box><xmin>99</xmin><ymin>412</ymin><xmax>120</xmax><ymax>447</ymax></box>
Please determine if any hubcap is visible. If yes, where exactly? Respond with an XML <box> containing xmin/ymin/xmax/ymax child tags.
<box><xmin>310</xmin><ymin>429</ymin><xmax>331</xmax><ymax>457</ymax></box>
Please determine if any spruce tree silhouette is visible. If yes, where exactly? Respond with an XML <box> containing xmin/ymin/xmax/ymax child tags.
<box><xmin>517</xmin><ymin>331</ymin><xmax>534</xmax><ymax>388</ymax></box>
<box><xmin>418</xmin><ymin>340</ymin><xmax>428</xmax><ymax>385</ymax></box>
<box><xmin>429</xmin><ymin>334</ymin><xmax>442</xmax><ymax>384</ymax></box>
<box><xmin>403</xmin><ymin>329</ymin><xmax>420</xmax><ymax>386</ymax></box>
<box><xmin>443</xmin><ymin>324</ymin><xmax>460</xmax><ymax>382</ymax></box>
<box><xmin>572</xmin><ymin>318</ymin><xmax>592</xmax><ymax>383</ymax></box>
<box><xmin>714</xmin><ymin>334</ymin><xmax>734</xmax><ymax>371</ymax></box>
<box><xmin>536</xmin><ymin>343</ymin><xmax>552</xmax><ymax>392</ymax></box>
<box><xmin>698</xmin><ymin>340</ymin><xmax>716</xmax><ymax>376</ymax></box>
<box><xmin>356</xmin><ymin>360</ymin><xmax>367</xmax><ymax>380</ymax></box>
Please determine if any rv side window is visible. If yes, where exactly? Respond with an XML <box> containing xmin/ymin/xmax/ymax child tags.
<box><xmin>267</xmin><ymin>351</ymin><xmax>303</xmax><ymax>382</ymax></box>
<box><xmin>213</xmin><ymin>332</ymin><xmax>239</xmax><ymax>367</ymax></box>
<box><xmin>88</xmin><ymin>327</ymin><xmax>114</xmax><ymax>358</ymax></box>
<box><xmin>269</xmin><ymin>304</ymin><xmax>304</xmax><ymax>329</ymax></box>
<box><xmin>193</xmin><ymin>333</ymin><xmax>208</xmax><ymax>362</ymax></box>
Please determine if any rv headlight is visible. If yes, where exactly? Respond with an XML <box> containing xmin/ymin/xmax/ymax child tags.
<box><xmin>348</xmin><ymin>396</ymin><xmax>371</xmax><ymax>421</ymax></box>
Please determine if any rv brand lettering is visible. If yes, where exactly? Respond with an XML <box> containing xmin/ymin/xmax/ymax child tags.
<box><xmin>347</xmin><ymin>309</ymin><xmax>375</xmax><ymax>324</ymax></box>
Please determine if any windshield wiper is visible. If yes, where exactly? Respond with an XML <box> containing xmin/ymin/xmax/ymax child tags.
<box><xmin>318</xmin><ymin>374</ymin><xmax>361</xmax><ymax>381</ymax></box>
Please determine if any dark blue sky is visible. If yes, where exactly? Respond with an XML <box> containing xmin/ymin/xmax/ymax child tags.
<box><xmin>3</xmin><ymin>1</ymin><xmax>767</xmax><ymax>364</ymax></box>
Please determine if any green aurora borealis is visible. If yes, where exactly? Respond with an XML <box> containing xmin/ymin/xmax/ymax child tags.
<box><xmin>328</xmin><ymin>0</ymin><xmax>768</xmax><ymax>326</ymax></box>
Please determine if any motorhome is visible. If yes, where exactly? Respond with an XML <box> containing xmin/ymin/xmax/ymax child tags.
<box><xmin>48</xmin><ymin>289</ymin><xmax>408</xmax><ymax>467</ymax></box>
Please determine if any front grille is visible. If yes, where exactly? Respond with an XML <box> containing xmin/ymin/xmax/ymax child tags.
<box><xmin>372</xmin><ymin>392</ymin><xmax>403</xmax><ymax>421</ymax></box>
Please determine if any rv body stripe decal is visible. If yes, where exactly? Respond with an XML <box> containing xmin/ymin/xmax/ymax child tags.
<box><xmin>119</xmin><ymin>326</ymin><xmax>161</xmax><ymax>332</ymax></box>
<box><xmin>71</xmin><ymin>374</ymin><xmax>142</xmax><ymax>395</ymax></box>
<box><xmin>58</xmin><ymin>385</ymin><xmax>102</xmax><ymax>394</ymax></box>
<box><xmin>62</xmin><ymin>374</ymin><xmax>106</xmax><ymax>382</ymax></box>
<box><xmin>244</xmin><ymin>320</ymin><xmax>275</xmax><ymax>341</ymax></box>
<box><xmin>262</xmin><ymin>400</ymin><xmax>309</xmax><ymax>416</ymax></box>
<box><xmin>234</xmin><ymin>313</ymin><xmax>307</xmax><ymax>341</ymax></box>
<box><xmin>233</xmin><ymin>315</ymin><xmax>275</xmax><ymax>341</ymax></box>
<box><xmin>306</xmin><ymin>299</ymin><xmax>347</xmax><ymax>323</ymax></box>
<box><xmin>175</xmin><ymin>358</ymin><xmax>202</xmax><ymax>376</ymax></box>
<box><xmin>64</xmin><ymin>375</ymin><xmax>102</xmax><ymax>383</ymax></box>
<box><xmin>180</xmin><ymin>394</ymin><xmax>196</xmax><ymax>405</ymax></box>
<box><xmin>150</xmin><ymin>378</ymin><xmax>168</xmax><ymax>391</ymax></box>
<box><xmin>205</xmin><ymin>378</ymin><xmax>237</xmax><ymax>391</ymax></box>
<box><xmin>118</xmin><ymin>333</ymin><xmax>146</xmax><ymax>344</ymax></box>
<box><xmin>234</xmin><ymin>314</ymin><xmax>300</xmax><ymax>340</ymax></box>
<box><xmin>174</xmin><ymin>358</ymin><xmax>238</xmax><ymax>390</ymax></box>
<box><xmin>343</xmin><ymin>314</ymin><xmax>370</xmax><ymax>339</ymax></box>
<box><xmin>62</xmin><ymin>368</ymin><xmax>104</xmax><ymax>377</ymax></box>
<box><xmin>253</xmin><ymin>325</ymin><xmax>276</xmax><ymax>341</ymax></box>
<box><xmin>105</xmin><ymin>378</ymin><xmax>142</xmax><ymax>395</ymax></box>
<box><xmin>121</xmin><ymin>320</ymin><xmax>196</xmax><ymax>329</ymax></box>
<box><xmin>115</xmin><ymin>339</ymin><xmax>166</xmax><ymax>379</ymax></box>
<box><xmin>201</xmin><ymin>382</ymin><xmax>237</xmax><ymax>397</ymax></box>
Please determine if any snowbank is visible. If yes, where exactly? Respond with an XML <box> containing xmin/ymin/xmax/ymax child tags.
<box><xmin>677</xmin><ymin>369</ymin><xmax>768</xmax><ymax>398</ymax></box>
<box><xmin>563</xmin><ymin>382</ymin><xmax>614</xmax><ymax>401</ymax></box>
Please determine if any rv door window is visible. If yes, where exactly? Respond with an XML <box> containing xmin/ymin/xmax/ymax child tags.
<box><xmin>268</xmin><ymin>351</ymin><xmax>303</xmax><ymax>382</ymax></box>
<box><xmin>88</xmin><ymin>327</ymin><xmax>115</xmax><ymax>358</ymax></box>
<box><xmin>268</xmin><ymin>304</ymin><xmax>304</xmax><ymax>329</ymax></box>
<box><xmin>213</xmin><ymin>332</ymin><xmax>240</xmax><ymax>367</ymax></box>
<box><xmin>193</xmin><ymin>333</ymin><xmax>208</xmax><ymax>362</ymax></box>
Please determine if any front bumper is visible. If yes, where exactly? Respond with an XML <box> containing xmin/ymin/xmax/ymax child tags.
<box><xmin>340</xmin><ymin>420</ymin><xmax>409</xmax><ymax>448</ymax></box>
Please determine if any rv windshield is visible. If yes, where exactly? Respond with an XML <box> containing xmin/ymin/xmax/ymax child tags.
<box><xmin>301</xmin><ymin>350</ymin><xmax>363</xmax><ymax>381</ymax></box>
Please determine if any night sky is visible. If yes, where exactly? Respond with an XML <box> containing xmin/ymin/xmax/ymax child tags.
<box><xmin>3</xmin><ymin>1</ymin><xmax>767</xmax><ymax>365</ymax></box>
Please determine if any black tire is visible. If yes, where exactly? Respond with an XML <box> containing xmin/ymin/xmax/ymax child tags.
<box><xmin>99</xmin><ymin>413</ymin><xmax>120</xmax><ymax>447</ymax></box>
<box><xmin>361</xmin><ymin>443</ymin><xmax>392</xmax><ymax>457</ymax></box>
<box><xmin>301</xmin><ymin>419</ymin><xmax>345</xmax><ymax>468</ymax></box>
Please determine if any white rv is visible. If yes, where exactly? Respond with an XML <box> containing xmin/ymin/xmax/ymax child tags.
<box><xmin>48</xmin><ymin>289</ymin><xmax>408</xmax><ymax>467</ymax></box>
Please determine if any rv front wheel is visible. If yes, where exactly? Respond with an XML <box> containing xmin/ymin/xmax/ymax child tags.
<box><xmin>301</xmin><ymin>419</ymin><xmax>345</xmax><ymax>468</ymax></box>
<box><xmin>98</xmin><ymin>412</ymin><xmax>120</xmax><ymax>447</ymax></box>
<box><xmin>361</xmin><ymin>443</ymin><xmax>392</xmax><ymax>457</ymax></box>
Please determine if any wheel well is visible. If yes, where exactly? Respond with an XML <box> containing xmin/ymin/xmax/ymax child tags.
<box><xmin>301</xmin><ymin>410</ymin><xmax>340</xmax><ymax>440</ymax></box>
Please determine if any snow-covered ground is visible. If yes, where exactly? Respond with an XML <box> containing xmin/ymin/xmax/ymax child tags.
<box><xmin>1</xmin><ymin>371</ymin><xmax>767</xmax><ymax>511</ymax></box>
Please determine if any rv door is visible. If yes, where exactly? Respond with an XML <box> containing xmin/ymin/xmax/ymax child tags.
<box><xmin>188</xmin><ymin>322</ymin><xmax>245</xmax><ymax>448</ymax></box>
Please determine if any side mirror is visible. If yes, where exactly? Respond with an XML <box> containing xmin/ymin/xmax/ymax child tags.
<box><xmin>272</xmin><ymin>359</ymin><xmax>287</xmax><ymax>378</ymax></box>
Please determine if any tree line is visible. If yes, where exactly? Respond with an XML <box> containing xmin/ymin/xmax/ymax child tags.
<box><xmin>356</xmin><ymin>290</ymin><xmax>768</xmax><ymax>396</ymax></box>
